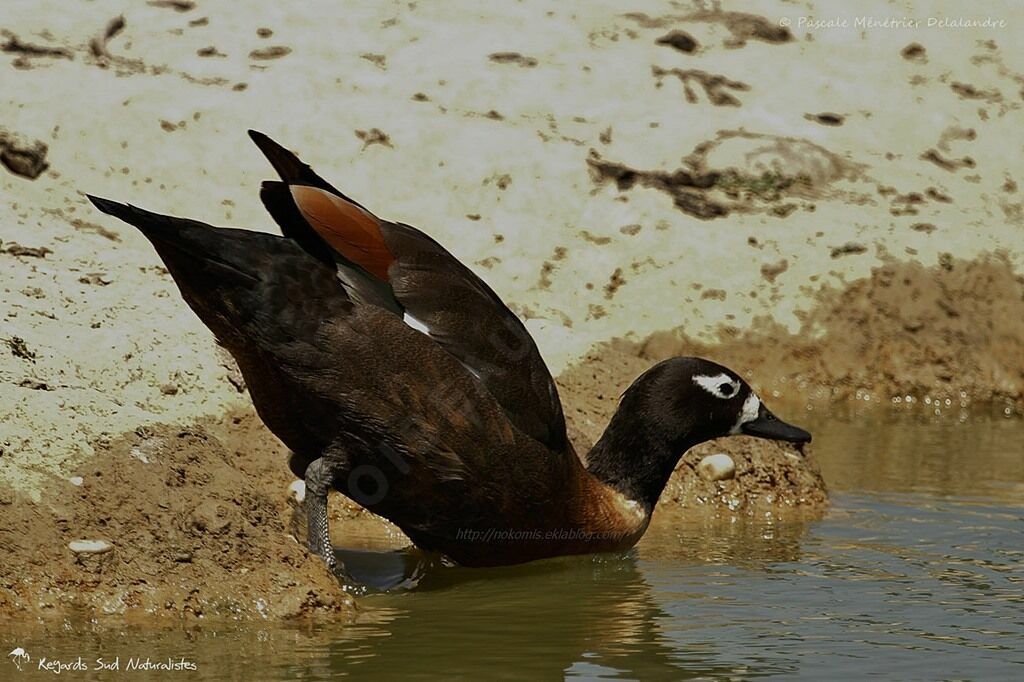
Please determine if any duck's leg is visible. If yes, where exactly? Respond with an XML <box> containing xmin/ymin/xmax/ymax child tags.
<box><xmin>304</xmin><ymin>447</ymin><xmax>347</xmax><ymax>573</ymax></box>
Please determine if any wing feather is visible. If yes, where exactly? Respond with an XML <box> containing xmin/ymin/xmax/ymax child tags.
<box><xmin>250</xmin><ymin>131</ymin><xmax>569</xmax><ymax>454</ymax></box>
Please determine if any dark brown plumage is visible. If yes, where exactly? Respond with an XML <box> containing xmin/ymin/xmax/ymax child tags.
<box><xmin>86</xmin><ymin>132</ymin><xmax>811</xmax><ymax>574</ymax></box>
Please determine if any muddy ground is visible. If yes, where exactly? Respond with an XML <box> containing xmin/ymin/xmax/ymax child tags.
<box><xmin>4</xmin><ymin>252</ymin><xmax>1022</xmax><ymax>622</ymax></box>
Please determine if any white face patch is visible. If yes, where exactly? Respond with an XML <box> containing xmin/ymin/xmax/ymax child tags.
<box><xmin>730</xmin><ymin>393</ymin><xmax>761</xmax><ymax>434</ymax></box>
<box><xmin>692</xmin><ymin>372</ymin><xmax>741</xmax><ymax>400</ymax></box>
<box><xmin>402</xmin><ymin>311</ymin><xmax>430</xmax><ymax>334</ymax></box>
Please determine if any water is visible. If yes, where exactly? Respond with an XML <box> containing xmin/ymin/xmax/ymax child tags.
<box><xmin>6</xmin><ymin>412</ymin><xmax>1023</xmax><ymax>680</ymax></box>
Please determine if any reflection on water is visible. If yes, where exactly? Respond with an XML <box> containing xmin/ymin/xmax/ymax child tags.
<box><xmin>808</xmin><ymin>408</ymin><xmax>1024</xmax><ymax>500</ymax></box>
<box><xmin>5</xmin><ymin>413</ymin><xmax>1023</xmax><ymax>680</ymax></box>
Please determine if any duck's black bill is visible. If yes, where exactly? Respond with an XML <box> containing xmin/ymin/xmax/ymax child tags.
<box><xmin>741</xmin><ymin>406</ymin><xmax>812</xmax><ymax>444</ymax></box>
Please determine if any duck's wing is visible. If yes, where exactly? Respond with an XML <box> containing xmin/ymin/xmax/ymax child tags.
<box><xmin>248</xmin><ymin>131</ymin><xmax>569</xmax><ymax>454</ymax></box>
<box><xmin>86</xmin><ymin>196</ymin><xmax>523</xmax><ymax>479</ymax></box>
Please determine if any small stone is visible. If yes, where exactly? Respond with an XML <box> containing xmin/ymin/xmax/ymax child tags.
<box><xmin>288</xmin><ymin>479</ymin><xmax>306</xmax><ymax>503</ymax></box>
<box><xmin>0</xmin><ymin>129</ymin><xmax>49</xmax><ymax>179</ymax></box>
<box><xmin>69</xmin><ymin>476</ymin><xmax>84</xmax><ymax>486</ymax></box>
<box><xmin>697</xmin><ymin>453</ymin><xmax>736</xmax><ymax>481</ymax></box>
<box><xmin>69</xmin><ymin>539</ymin><xmax>112</xmax><ymax>554</ymax></box>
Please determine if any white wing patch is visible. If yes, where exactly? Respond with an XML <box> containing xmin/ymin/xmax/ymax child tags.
<box><xmin>402</xmin><ymin>311</ymin><xmax>430</xmax><ymax>334</ymax></box>
<box><xmin>730</xmin><ymin>393</ymin><xmax>761</xmax><ymax>434</ymax></box>
<box><xmin>692</xmin><ymin>372</ymin><xmax>740</xmax><ymax>399</ymax></box>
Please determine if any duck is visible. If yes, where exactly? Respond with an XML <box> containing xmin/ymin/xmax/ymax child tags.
<box><xmin>86</xmin><ymin>131</ymin><xmax>811</xmax><ymax>574</ymax></box>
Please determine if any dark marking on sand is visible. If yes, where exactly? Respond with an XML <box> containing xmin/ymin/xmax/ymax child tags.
<box><xmin>805</xmin><ymin>112</ymin><xmax>844</xmax><ymax>126</ymax></box>
<box><xmin>901</xmin><ymin>43</ymin><xmax>927</xmax><ymax>62</ymax></box>
<box><xmin>361</xmin><ymin>53</ymin><xmax>387</xmax><ymax>69</ymax></box>
<box><xmin>587</xmin><ymin>153</ymin><xmax>727</xmax><ymax>220</ymax></box>
<box><xmin>950</xmin><ymin>81</ymin><xmax>1001</xmax><ymax>103</ymax></box>
<box><xmin>622</xmin><ymin>13</ymin><xmax>668</xmax><ymax>29</ymax></box>
<box><xmin>355</xmin><ymin>128</ymin><xmax>393</xmax><ymax>149</ymax></box>
<box><xmin>489</xmin><ymin>52</ymin><xmax>538</xmax><ymax>67</ymax></box>
<box><xmin>90</xmin><ymin>15</ymin><xmax>126</xmax><ymax>58</ymax></box>
<box><xmin>2</xmin><ymin>35</ymin><xmax>72</xmax><ymax>59</ymax></box>
<box><xmin>604</xmin><ymin>268</ymin><xmax>626</xmax><ymax>300</ymax></box>
<box><xmin>147</xmin><ymin>0</ymin><xmax>195</xmax><ymax>11</ymax></box>
<box><xmin>78</xmin><ymin>273</ymin><xmax>112</xmax><ymax>287</ymax></box>
<box><xmin>686</xmin><ymin>10</ymin><xmax>792</xmax><ymax>46</ymax></box>
<box><xmin>830</xmin><ymin>242</ymin><xmax>867</xmax><ymax>258</ymax></box>
<box><xmin>921</xmin><ymin>149</ymin><xmax>975</xmax><ymax>172</ymax></box>
<box><xmin>580</xmin><ymin>231</ymin><xmax>612</xmax><ymax>245</ymax></box>
<box><xmin>249</xmin><ymin>46</ymin><xmax>291</xmax><ymax>60</ymax></box>
<box><xmin>18</xmin><ymin>378</ymin><xmax>52</xmax><ymax>391</ymax></box>
<box><xmin>5</xmin><ymin>336</ymin><xmax>36</xmax><ymax>362</ymax></box>
<box><xmin>3</xmin><ymin>243</ymin><xmax>52</xmax><ymax>258</ymax></box>
<box><xmin>538</xmin><ymin>261</ymin><xmax>555</xmax><ymax>289</ymax></box>
<box><xmin>70</xmin><ymin>218</ymin><xmax>121</xmax><ymax>242</ymax></box>
<box><xmin>652</xmin><ymin>66</ymin><xmax>749</xmax><ymax>107</ymax></box>
<box><xmin>761</xmin><ymin>259</ymin><xmax>789</xmax><ymax>283</ymax></box>
<box><xmin>656</xmin><ymin>31</ymin><xmax>698</xmax><ymax>53</ymax></box>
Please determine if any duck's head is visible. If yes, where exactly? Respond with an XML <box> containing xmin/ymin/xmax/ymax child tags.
<box><xmin>666</xmin><ymin>356</ymin><xmax>811</xmax><ymax>445</ymax></box>
<box><xmin>586</xmin><ymin>357</ymin><xmax>811</xmax><ymax>509</ymax></box>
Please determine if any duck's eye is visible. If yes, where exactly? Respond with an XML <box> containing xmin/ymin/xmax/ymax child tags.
<box><xmin>693</xmin><ymin>373</ymin><xmax>741</xmax><ymax>400</ymax></box>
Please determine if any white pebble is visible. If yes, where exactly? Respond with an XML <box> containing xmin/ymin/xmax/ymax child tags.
<box><xmin>288</xmin><ymin>479</ymin><xmax>306</xmax><ymax>503</ymax></box>
<box><xmin>69</xmin><ymin>540</ymin><xmax>112</xmax><ymax>554</ymax></box>
<box><xmin>68</xmin><ymin>476</ymin><xmax>84</xmax><ymax>487</ymax></box>
<box><xmin>697</xmin><ymin>453</ymin><xmax>736</xmax><ymax>481</ymax></box>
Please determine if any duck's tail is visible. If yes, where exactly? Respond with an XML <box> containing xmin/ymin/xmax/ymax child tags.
<box><xmin>86</xmin><ymin>195</ymin><xmax>261</xmax><ymax>286</ymax></box>
<box><xmin>86</xmin><ymin>194</ymin><xmax>351</xmax><ymax>349</ymax></box>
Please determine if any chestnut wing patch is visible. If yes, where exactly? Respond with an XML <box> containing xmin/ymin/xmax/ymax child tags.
<box><xmin>290</xmin><ymin>186</ymin><xmax>395</xmax><ymax>281</ymax></box>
